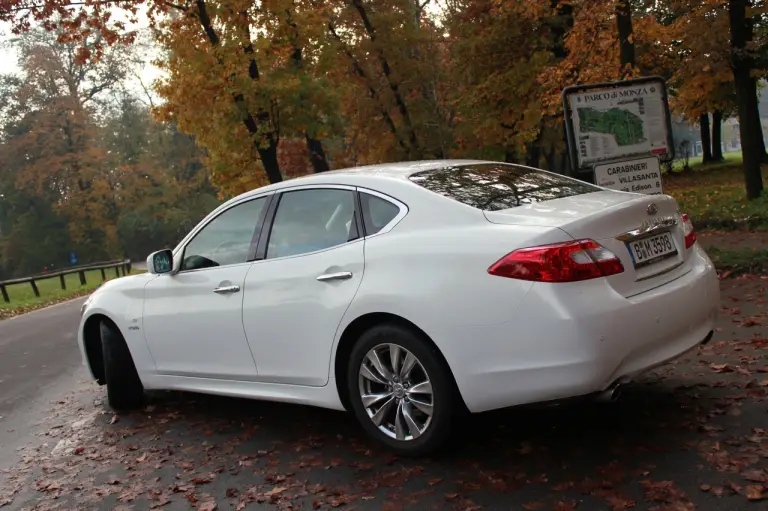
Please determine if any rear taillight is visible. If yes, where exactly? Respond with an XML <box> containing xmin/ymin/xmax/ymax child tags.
<box><xmin>682</xmin><ymin>213</ymin><xmax>696</xmax><ymax>249</ymax></box>
<box><xmin>488</xmin><ymin>239</ymin><xmax>625</xmax><ymax>282</ymax></box>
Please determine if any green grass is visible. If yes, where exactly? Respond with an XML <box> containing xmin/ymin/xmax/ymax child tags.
<box><xmin>671</xmin><ymin>151</ymin><xmax>742</xmax><ymax>172</ymax></box>
<box><xmin>664</xmin><ymin>160</ymin><xmax>768</xmax><ymax>230</ymax></box>
<box><xmin>1</xmin><ymin>268</ymin><xmax>143</xmax><ymax>313</ymax></box>
<box><xmin>707</xmin><ymin>246</ymin><xmax>768</xmax><ymax>275</ymax></box>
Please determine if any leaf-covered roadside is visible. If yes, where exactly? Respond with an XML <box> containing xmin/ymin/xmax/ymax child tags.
<box><xmin>696</xmin><ymin>231</ymin><xmax>768</xmax><ymax>277</ymax></box>
<box><xmin>708</xmin><ymin>247</ymin><xmax>768</xmax><ymax>276</ymax></box>
<box><xmin>0</xmin><ymin>290</ymin><xmax>93</xmax><ymax>322</ymax></box>
<box><xmin>0</xmin><ymin>270</ymin><xmax>144</xmax><ymax>321</ymax></box>
<box><xmin>665</xmin><ymin>165</ymin><xmax>768</xmax><ymax>231</ymax></box>
<box><xmin>1</xmin><ymin>277</ymin><xmax>767</xmax><ymax>511</ymax></box>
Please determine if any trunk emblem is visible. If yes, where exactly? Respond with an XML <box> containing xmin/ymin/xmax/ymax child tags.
<box><xmin>647</xmin><ymin>203</ymin><xmax>658</xmax><ymax>215</ymax></box>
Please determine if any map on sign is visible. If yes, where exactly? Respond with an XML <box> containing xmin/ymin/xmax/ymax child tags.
<box><xmin>564</xmin><ymin>78</ymin><xmax>672</xmax><ymax>170</ymax></box>
<box><xmin>577</xmin><ymin>107</ymin><xmax>645</xmax><ymax>147</ymax></box>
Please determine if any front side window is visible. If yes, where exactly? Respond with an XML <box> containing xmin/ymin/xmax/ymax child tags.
<box><xmin>181</xmin><ymin>197</ymin><xmax>267</xmax><ymax>271</ymax></box>
<box><xmin>360</xmin><ymin>193</ymin><xmax>400</xmax><ymax>235</ymax></box>
<box><xmin>267</xmin><ymin>189</ymin><xmax>357</xmax><ymax>259</ymax></box>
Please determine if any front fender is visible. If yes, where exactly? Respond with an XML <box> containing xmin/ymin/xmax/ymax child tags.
<box><xmin>77</xmin><ymin>273</ymin><xmax>158</xmax><ymax>381</ymax></box>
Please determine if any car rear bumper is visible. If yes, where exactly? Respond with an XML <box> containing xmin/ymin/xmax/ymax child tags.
<box><xmin>442</xmin><ymin>245</ymin><xmax>720</xmax><ymax>413</ymax></box>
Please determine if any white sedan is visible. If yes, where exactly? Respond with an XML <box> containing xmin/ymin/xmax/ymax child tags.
<box><xmin>78</xmin><ymin>160</ymin><xmax>720</xmax><ymax>455</ymax></box>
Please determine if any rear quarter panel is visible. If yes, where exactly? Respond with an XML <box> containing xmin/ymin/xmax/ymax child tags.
<box><xmin>333</xmin><ymin>202</ymin><xmax>576</xmax><ymax>381</ymax></box>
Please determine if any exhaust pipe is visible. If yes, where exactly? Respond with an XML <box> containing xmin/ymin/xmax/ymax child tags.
<box><xmin>596</xmin><ymin>381</ymin><xmax>624</xmax><ymax>403</ymax></box>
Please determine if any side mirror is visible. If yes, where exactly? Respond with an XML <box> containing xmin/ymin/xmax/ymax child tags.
<box><xmin>147</xmin><ymin>249</ymin><xmax>174</xmax><ymax>275</ymax></box>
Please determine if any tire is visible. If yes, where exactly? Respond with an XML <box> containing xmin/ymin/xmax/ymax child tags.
<box><xmin>100</xmin><ymin>321</ymin><xmax>144</xmax><ymax>410</ymax></box>
<box><xmin>347</xmin><ymin>323</ymin><xmax>456</xmax><ymax>457</ymax></box>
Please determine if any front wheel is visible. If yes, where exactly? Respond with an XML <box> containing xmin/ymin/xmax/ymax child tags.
<box><xmin>100</xmin><ymin>321</ymin><xmax>144</xmax><ymax>410</ymax></box>
<box><xmin>347</xmin><ymin>324</ymin><xmax>455</xmax><ymax>456</ymax></box>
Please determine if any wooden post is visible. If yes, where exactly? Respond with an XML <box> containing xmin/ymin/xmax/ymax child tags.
<box><xmin>79</xmin><ymin>270</ymin><xmax>86</xmax><ymax>286</ymax></box>
<box><xmin>127</xmin><ymin>260</ymin><xmax>132</xmax><ymax>273</ymax></box>
<box><xmin>30</xmin><ymin>280</ymin><xmax>40</xmax><ymax>297</ymax></box>
<box><xmin>59</xmin><ymin>274</ymin><xmax>66</xmax><ymax>290</ymax></box>
<box><xmin>114</xmin><ymin>266</ymin><xmax>120</xmax><ymax>278</ymax></box>
<box><xmin>100</xmin><ymin>268</ymin><xmax>106</xmax><ymax>281</ymax></box>
<box><xmin>0</xmin><ymin>285</ymin><xmax>8</xmax><ymax>303</ymax></box>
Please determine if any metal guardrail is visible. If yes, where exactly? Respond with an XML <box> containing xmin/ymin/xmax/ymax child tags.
<box><xmin>0</xmin><ymin>259</ymin><xmax>132</xmax><ymax>304</ymax></box>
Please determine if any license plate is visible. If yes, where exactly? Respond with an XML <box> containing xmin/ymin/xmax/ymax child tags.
<box><xmin>626</xmin><ymin>232</ymin><xmax>677</xmax><ymax>266</ymax></box>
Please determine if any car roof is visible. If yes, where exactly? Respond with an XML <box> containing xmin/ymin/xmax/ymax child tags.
<box><xmin>232</xmin><ymin>159</ymin><xmax>491</xmax><ymax>201</ymax></box>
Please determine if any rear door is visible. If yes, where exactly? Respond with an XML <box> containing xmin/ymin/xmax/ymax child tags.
<box><xmin>241</xmin><ymin>186</ymin><xmax>365</xmax><ymax>386</ymax></box>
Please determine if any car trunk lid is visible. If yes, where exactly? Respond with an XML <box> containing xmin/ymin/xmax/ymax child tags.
<box><xmin>484</xmin><ymin>191</ymin><xmax>692</xmax><ymax>297</ymax></box>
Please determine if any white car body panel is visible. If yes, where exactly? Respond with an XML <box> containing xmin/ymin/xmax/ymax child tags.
<box><xmin>242</xmin><ymin>239</ymin><xmax>365</xmax><ymax>386</ymax></box>
<box><xmin>142</xmin><ymin>263</ymin><xmax>258</xmax><ymax>380</ymax></box>
<box><xmin>78</xmin><ymin>273</ymin><xmax>157</xmax><ymax>379</ymax></box>
<box><xmin>77</xmin><ymin>159</ymin><xmax>720</xmax><ymax>417</ymax></box>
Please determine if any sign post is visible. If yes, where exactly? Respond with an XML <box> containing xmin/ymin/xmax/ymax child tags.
<box><xmin>562</xmin><ymin>76</ymin><xmax>674</xmax><ymax>195</ymax></box>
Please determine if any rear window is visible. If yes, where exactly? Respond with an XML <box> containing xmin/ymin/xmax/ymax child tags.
<box><xmin>408</xmin><ymin>163</ymin><xmax>599</xmax><ymax>211</ymax></box>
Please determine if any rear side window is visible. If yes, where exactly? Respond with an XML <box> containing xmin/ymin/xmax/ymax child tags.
<box><xmin>360</xmin><ymin>193</ymin><xmax>400</xmax><ymax>235</ymax></box>
<box><xmin>267</xmin><ymin>188</ymin><xmax>358</xmax><ymax>259</ymax></box>
<box><xmin>408</xmin><ymin>163</ymin><xmax>599</xmax><ymax>211</ymax></box>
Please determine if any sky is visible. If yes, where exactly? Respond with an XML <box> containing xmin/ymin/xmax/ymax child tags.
<box><xmin>0</xmin><ymin>9</ymin><xmax>165</xmax><ymax>101</ymax></box>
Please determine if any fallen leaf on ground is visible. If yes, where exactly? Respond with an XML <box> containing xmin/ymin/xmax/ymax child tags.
<box><xmin>264</xmin><ymin>487</ymin><xmax>287</xmax><ymax>497</ymax></box>
<box><xmin>742</xmin><ymin>470</ymin><xmax>768</xmax><ymax>482</ymax></box>
<box><xmin>199</xmin><ymin>502</ymin><xmax>217</xmax><ymax>511</ymax></box>
<box><xmin>746</xmin><ymin>486</ymin><xmax>765</xmax><ymax>501</ymax></box>
<box><xmin>150</xmin><ymin>497</ymin><xmax>171</xmax><ymax>509</ymax></box>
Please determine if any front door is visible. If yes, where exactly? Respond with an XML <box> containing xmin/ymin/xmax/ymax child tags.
<box><xmin>142</xmin><ymin>196</ymin><xmax>269</xmax><ymax>380</ymax></box>
<box><xmin>242</xmin><ymin>187</ymin><xmax>365</xmax><ymax>386</ymax></box>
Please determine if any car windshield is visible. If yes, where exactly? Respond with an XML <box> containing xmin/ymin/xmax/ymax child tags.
<box><xmin>408</xmin><ymin>163</ymin><xmax>600</xmax><ymax>212</ymax></box>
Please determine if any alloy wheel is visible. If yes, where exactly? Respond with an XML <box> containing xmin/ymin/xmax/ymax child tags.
<box><xmin>358</xmin><ymin>343</ymin><xmax>434</xmax><ymax>441</ymax></box>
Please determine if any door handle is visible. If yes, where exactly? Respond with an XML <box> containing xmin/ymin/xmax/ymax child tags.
<box><xmin>213</xmin><ymin>285</ymin><xmax>241</xmax><ymax>294</ymax></box>
<box><xmin>316</xmin><ymin>271</ymin><xmax>353</xmax><ymax>282</ymax></box>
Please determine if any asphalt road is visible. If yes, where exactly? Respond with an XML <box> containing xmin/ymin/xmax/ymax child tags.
<box><xmin>0</xmin><ymin>280</ymin><xmax>766</xmax><ymax>510</ymax></box>
<box><xmin>0</xmin><ymin>297</ymin><xmax>87</xmax><ymax>472</ymax></box>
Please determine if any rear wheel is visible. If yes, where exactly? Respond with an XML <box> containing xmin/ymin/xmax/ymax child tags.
<box><xmin>347</xmin><ymin>323</ymin><xmax>455</xmax><ymax>456</ymax></box>
<box><xmin>100</xmin><ymin>322</ymin><xmax>144</xmax><ymax>410</ymax></box>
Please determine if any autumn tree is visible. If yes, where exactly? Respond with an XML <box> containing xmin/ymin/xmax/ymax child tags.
<box><xmin>1</xmin><ymin>28</ymin><xmax>138</xmax><ymax>259</ymax></box>
<box><xmin>320</xmin><ymin>0</ymin><xmax>449</xmax><ymax>163</ymax></box>
<box><xmin>0</xmin><ymin>26</ymin><xmax>216</xmax><ymax>276</ymax></box>
<box><xmin>728</xmin><ymin>0</ymin><xmax>765</xmax><ymax>198</ymax></box>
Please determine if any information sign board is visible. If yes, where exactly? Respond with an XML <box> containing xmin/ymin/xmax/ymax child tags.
<box><xmin>593</xmin><ymin>156</ymin><xmax>663</xmax><ymax>195</ymax></box>
<box><xmin>563</xmin><ymin>77</ymin><xmax>674</xmax><ymax>172</ymax></box>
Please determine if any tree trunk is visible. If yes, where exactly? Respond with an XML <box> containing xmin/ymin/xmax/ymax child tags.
<box><xmin>504</xmin><ymin>149</ymin><xmax>518</xmax><ymax>164</ymax></box>
<box><xmin>525</xmin><ymin>143</ymin><xmax>541</xmax><ymax>168</ymax></box>
<box><xmin>758</xmin><ymin>120</ymin><xmax>768</xmax><ymax>163</ymax></box>
<box><xmin>712</xmin><ymin>110</ymin><xmax>724</xmax><ymax>162</ymax></box>
<box><xmin>616</xmin><ymin>0</ymin><xmax>635</xmax><ymax>76</ymax></box>
<box><xmin>306</xmin><ymin>135</ymin><xmax>330</xmax><ymax>173</ymax></box>
<box><xmin>700</xmin><ymin>113</ymin><xmax>713</xmax><ymax>164</ymax></box>
<box><xmin>257</xmin><ymin>139</ymin><xmax>282</xmax><ymax>184</ymax></box>
<box><xmin>728</xmin><ymin>0</ymin><xmax>764</xmax><ymax>198</ymax></box>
